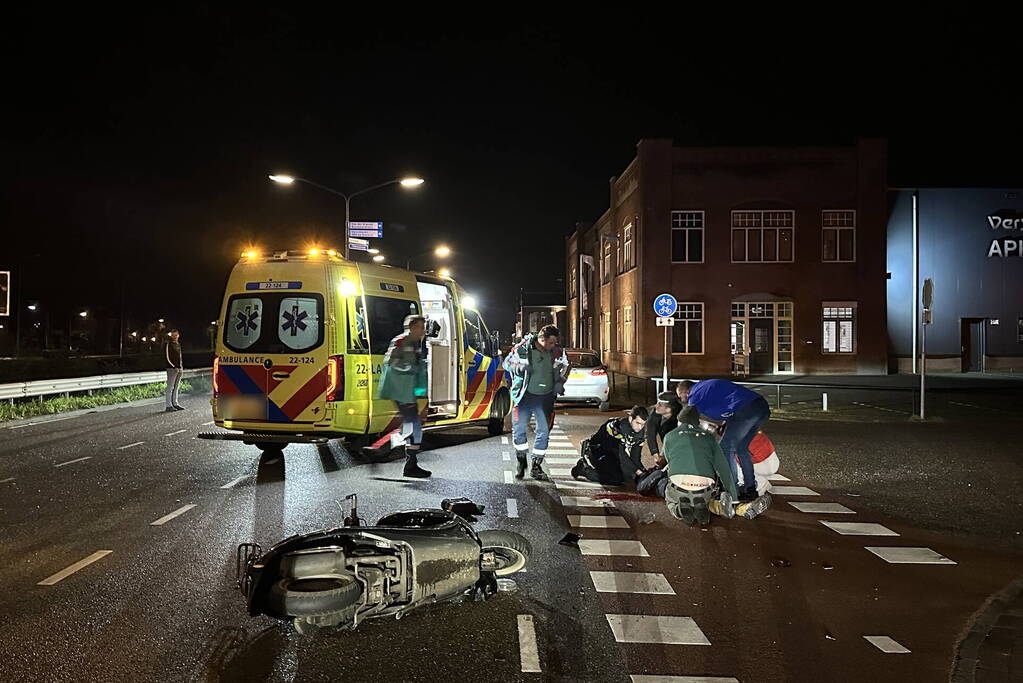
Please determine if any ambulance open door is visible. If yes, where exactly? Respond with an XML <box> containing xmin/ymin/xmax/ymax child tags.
<box><xmin>417</xmin><ymin>280</ymin><xmax>459</xmax><ymax>418</ymax></box>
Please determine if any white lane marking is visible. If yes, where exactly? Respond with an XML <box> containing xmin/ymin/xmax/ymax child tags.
<box><xmin>553</xmin><ymin>479</ymin><xmax>613</xmax><ymax>491</ymax></box>
<box><xmin>544</xmin><ymin>457</ymin><xmax>580</xmax><ymax>465</ymax></box>
<box><xmin>863</xmin><ymin>635</ymin><xmax>911</xmax><ymax>653</ymax></box>
<box><xmin>503</xmin><ymin>452</ymin><xmax>511</xmax><ymax>461</ymax></box>
<box><xmin>163</xmin><ymin>429</ymin><xmax>188</xmax><ymax>437</ymax></box>
<box><xmin>548</xmin><ymin>435</ymin><xmax>571</xmax><ymax>441</ymax></box>
<box><xmin>788</xmin><ymin>502</ymin><xmax>855</xmax><ymax>514</ymax></box>
<box><xmin>117</xmin><ymin>441</ymin><xmax>145</xmax><ymax>450</ymax></box>
<box><xmin>865</xmin><ymin>547</ymin><xmax>956</xmax><ymax>565</ymax></box>
<box><xmin>568</xmin><ymin>514</ymin><xmax>630</xmax><ymax>529</ymax></box>
<box><xmin>37</xmin><ymin>550</ymin><xmax>113</xmax><ymax>586</ymax></box>
<box><xmin>545</xmin><ymin>449</ymin><xmax>580</xmax><ymax>455</ymax></box>
<box><xmin>150</xmin><ymin>504</ymin><xmax>197</xmax><ymax>526</ymax></box>
<box><xmin>506</xmin><ymin>499</ymin><xmax>519</xmax><ymax>518</ymax></box>
<box><xmin>631</xmin><ymin>676</ymin><xmax>739</xmax><ymax>683</ymax></box>
<box><xmin>560</xmin><ymin>496</ymin><xmax>616</xmax><ymax>508</ymax></box>
<box><xmin>504</xmin><ymin>471</ymin><xmax>514</xmax><ymax>484</ymax></box>
<box><xmin>202</xmin><ymin>421</ymin><xmax>215</xmax><ymax>426</ymax></box>
<box><xmin>549</xmin><ymin>468</ymin><xmax>574</xmax><ymax>477</ymax></box>
<box><xmin>517</xmin><ymin>614</ymin><xmax>541</xmax><ymax>673</ymax></box>
<box><xmin>770</xmin><ymin>486</ymin><xmax>819</xmax><ymax>496</ymax></box>
<box><xmin>501</xmin><ymin>437</ymin><xmax>509</xmax><ymax>445</ymax></box>
<box><xmin>10</xmin><ymin>415</ymin><xmax>79</xmax><ymax>430</ymax></box>
<box><xmin>578</xmin><ymin>539</ymin><xmax>649</xmax><ymax>557</ymax></box>
<box><xmin>54</xmin><ymin>457</ymin><xmax>91</xmax><ymax>468</ymax></box>
<box><xmin>220</xmin><ymin>475</ymin><xmax>249</xmax><ymax>489</ymax></box>
<box><xmin>821</xmin><ymin>521</ymin><xmax>899</xmax><ymax>536</ymax></box>
<box><xmin>606</xmin><ymin>614</ymin><xmax>710</xmax><ymax>645</ymax></box>
<box><xmin>766</xmin><ymin>473</ymin><xmax>790</xmax><ymax>481</ymax></box>
<box><xmin>1</xmin><ymin>477</ymin><xmax>16</xmax><ymax>484</ymax></box>
<box><xmin>590</xmin><ymin>571</ymin><xmax>675</xmax><ymax>595</ymax></box>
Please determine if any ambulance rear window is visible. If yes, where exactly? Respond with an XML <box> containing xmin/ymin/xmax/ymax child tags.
<box><xmin>224</xmin><ymin>293</ymin><xmax>324</xmax><ymax>354</ymax></box>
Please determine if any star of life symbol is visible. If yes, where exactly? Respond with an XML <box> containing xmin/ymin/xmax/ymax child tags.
<box><xmin>281</xmin><ymin>305</ymin><xmax>309</xmax><ymax>337</ymax></box>
<box><xmin>235</xmin><ymin>306</ymin><xmax>259</xmax><ymax>336</ymax></box>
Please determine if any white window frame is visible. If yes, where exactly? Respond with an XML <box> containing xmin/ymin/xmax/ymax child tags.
<box><xmin>671</xmin><ymin>211</ymin><xmax>705</xmax><ymax>264</ymax></box>
<box><xmin>602</xmin><ymin>312</ymin><xmax>611</xmax><ymax>352</ymax></box>
<box><xmin>822</xmin><ymin>210</ymin><xmax>856</xmax><ymax>263</ymax></box>
<box><xmin>623</xmin><ymin>305</ymin><xmax>634</xmax><ymax>353</ymax></box>
<box><xmin>822</xmin><ymin>301</ymin><xmax>857</xmax><ymax>354</ymax></box>
<box><xmin>730</xmin><ymin>209</ymin><xmax>795</xmax><ymax>263</ymax></box>
<box><xmin>671</xmin><ymin>302</ymin><xmax>705</xmax><ymax>355</ymax></box>
<box><xmin>615</xmin><ymin>307</ymin><xmax>622</xmax><ymax>352</ymax></box>
<box><xmin>623</xmin><ymin>223</ymin><xmax>634</xmax><ymax>271</ymax></box>
<box><xmin>615</xmin><ymin>231</ymin><xmax>622</xmax><ymax>274</ymax></box>
<box><xmin>602</xmin><ymin>240</ymin><xmax>612</xmax><ymax>284</ymax></box>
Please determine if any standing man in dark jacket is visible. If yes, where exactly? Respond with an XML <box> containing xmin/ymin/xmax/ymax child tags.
<box><xmin>677</xmin><ymin>378</ymin><xmax>771</xmax><ymax>503</ymax></box>
<box><xmin>164</xmin><ymin>330</ymin><xmax>184</xmax><ymax>412</ymax></box>
<box><xmin>503</xmin><ymin>325</ymin><xmax>569</xmax><ymax>482</ymax></box>
<box><xmin>646</xmin><ymin>391</ymin><xmax>683</xmax><ymax>465</ymax></box>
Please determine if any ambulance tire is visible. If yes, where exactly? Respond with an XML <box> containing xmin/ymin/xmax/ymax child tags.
<box><xmin>488</xmin><ymin>389</ymin><xmax>511</xmax><ymax>436</ymax></box>
<box><xmin>257</xmin><ymin>443</ymin><xmax>286</xmax><ymax>456</ymax></box>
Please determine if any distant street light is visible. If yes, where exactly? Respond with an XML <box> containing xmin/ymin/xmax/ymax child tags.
<box><xmin>372</xmin><ymin>254</ymin><xmax>386</xmax><ymax>263</ymax></box>
<box><xmin>438</xmin><ymin>267</ymin><xmax>452</xmax><ymax>278</ymax></box>
<box><xmin>27</xmin><ymin>304</ymin><xmax>37</xmax><ymax>311</ymax></box>
<box><xmin>407</xmin><ymin>245</ymin><xmax>452</xmax><ymax>270</ymax></box>
<box><xmin>269</xmin><ymin>173</ymin><xmax>425</xmax><ymax>259</ymax></box>
<box><xmin>78</xmin><ymin>311</ymin><xmax>88</xmax><ymax>318</ymax></box>
<box><xmin>158</xmin><ymin>318</ymin><xmax>165</xmax><ymax>323</ymax></box>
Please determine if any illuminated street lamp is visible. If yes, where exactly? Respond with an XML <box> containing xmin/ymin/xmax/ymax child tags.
<box><xmin>372</xmin><ymin>254</ymin><xmax>386</xmax><ymax>263</ymax></box>
<box><xmin>438</xmin><ymin>267</ymin><xmax>452</xmax><ymax>278</ymax></box>
<box><xmin>407</xmin><ymin>245</ymin><xmax>452</xmax><ymax>270</ymax></box>
<box><xmin>270</xmin><ymin>173</ymin><xmax>425</xmax><ymax>259</ymax></box>
<box><xmin>27</xmin><ymin>304</ymin><xmax>37</xmax><ymax>311</ymax></box>
<box><xmin>79</xmin><ymin>311</ymin><xmax>88</xmax><ymax>318</ymax></box>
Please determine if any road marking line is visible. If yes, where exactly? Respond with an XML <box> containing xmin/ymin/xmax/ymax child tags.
<box><xmin>220</xmin><ymin>475</ymin><xmax>249</xmax><ymax>489</ymax></box>
<box><xmin>548</xmin><ymin>468</ymin><xmax>574</xmax><ymax>477</ymax></box>
<box><xmin>631</xmin><ymin>676</ymin><xmax>739</xmax><ymax>682</ymax></box>
<box><xmin>504</xmin><ymin>471</ymin><xmax>514</xmax><ymax>484</ymax></box>
<box><xmin>517</xmin><ymin>614</ymin><xmax>542</xmax><ymax>673</ymax></box>
<box><xmin>568</xmin><ymin>514</ymin><xmax>630</xmax><ymax>529</ymax></box>
<box><xmin>1</xmin><ymin>477</ymin><xmax>15</xmax><ymax>484</ymax></box>
<box><xmin>163</xmin><ymin>429</ymin><xmax>188</xmax><ymax>437</ymax></box>
<box><xmin>506</xmin><ymin>499</ymin><xmax>519</xmax><ymax>518</ymax></box>
<box><xmin>560</xmin><ymin>496</ymin><xmax>616</xmax><ymax>508</ymax></box>
<box><xmin>553</xmin><ymin>479</ymin><xmax>613</xmax><ymax>491</ymax></box>
<box><xmin>766</xmin><ymin>473</ymin><xmax>790</xmax><ymax>481</ymax></box>
<box><xmin>770</xmin><ymin>486</ymin><xmax>819</xmax><ymax>496</ymax></box>
<box><xmin>605</xmin><ymin>614</ymin><xmax>710</xmax><ymax>645</ymax></box>
<box><xmin>590</xmin><ymin>571</ymin><xmax>675</xmax><ymax>595</ymax></box>
<box><xmin>54</xmin><ymin>457</ymin><xmax>91</xmax><ymax>468</ymax></box>
<box><xmin>10</xmin><ymin>415</ymin><xmax>79</xmax><ymax>430</ymax></box>
<box><xmin>788</xmin><ymin>502</ymin><xmax>855</xmax><ymax>514</ymax></box>
<box><xmin>865</xmin><ymin>546</ymin><xmax>956</xmax><ymax>565</ymax></box>
<box><xmin>501</xmin><ymin>436</ymin><xmax>509</xmax><ymax>445</ymax></box>
<box><xmin>545</xmin><ymin>449</ymin><xmax>579</xmax><ymax>455</ymax></box>
<box><xmin>117</xmin><ymin>442</ymin><xmax>145</xmax><ymax>450</ymax></box>
<box><xmin>37</xmin><ymin>550</ymin><xmax>113</xmax><ymax>586</ymax></box>
<box><xmin>863</xmin><ymin>635</ymin><xmax>911</xmax><ymax>653</ymax></box>
<box><xmin>821</xmin><ymin>521</ymin><xmax>898</xmax><ymax>536</ymax></box>
<box><xmin>544</xmin><ymin>457</ymin><xmax>579</xmax><ymax>465</ymax></box>
<box><xmin>503</xmin><ymin>452</ymin><xmax>511</xmax><ymax>461</ymax></box>
<box><xmin>578</xmin><ymin>539</ymin><xmax>649</xmax><ymax>557</ymax></box>
<box><xmin>202</xmin><ymin>421</ymin><xmax>215</xmax><ymax>426</ymax></box>
<box><xmin>150</xmin><ymin>504</ymin><xmax>197</xmax><ymax>526</ymax></box>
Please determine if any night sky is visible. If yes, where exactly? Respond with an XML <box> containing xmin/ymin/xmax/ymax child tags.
<box><xmin>4</xmin><ymin>12</ymin><xmax>1021</xmax><ymax>345</ymax></box>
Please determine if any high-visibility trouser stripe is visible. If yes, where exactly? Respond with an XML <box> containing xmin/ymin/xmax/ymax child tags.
<box><xmin>514</xmin><ymin>443</ymin><xmax>529</xmax><ymax>452</ymax></box>
<box><xmin>532</xmin><ymin>448</ymin><xmax>547</xmax><ymax>456</ymax></box>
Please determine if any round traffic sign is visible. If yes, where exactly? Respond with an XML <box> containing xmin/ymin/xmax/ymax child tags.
<box><xmin>653</xmin><ymin>293</ymin><xmax>678</xmax><ymax>318</ymax></box>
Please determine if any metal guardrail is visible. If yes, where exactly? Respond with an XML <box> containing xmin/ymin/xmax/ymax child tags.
<box><xmin>0</xmin><ymin>368</ymin><xmax>212</xmax><ymax>402</ymax></box>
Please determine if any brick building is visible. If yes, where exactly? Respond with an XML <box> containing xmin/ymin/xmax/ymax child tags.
<box><xmin>565</xmin><ymin>138</ymin><xmax>889</xmax><ymax>377</ymax></box>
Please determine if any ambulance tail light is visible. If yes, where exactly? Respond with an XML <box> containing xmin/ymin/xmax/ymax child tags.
<box><xmin>590</xmin><ymin>367</ymin><xmax>607</xmax><ymax>376</ymax></box>
<box><xmin>212</xmin><ymin>356</ymin><xmax>220</xmax><ymax>396</ymax></box>
<box><xmin>326</xmin><ymin>355</ymin><xmax>344</xmax><ymax>402</ymax></box>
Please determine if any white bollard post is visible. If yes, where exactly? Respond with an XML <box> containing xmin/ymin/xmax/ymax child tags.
<box><xmin>822</xmin><ymin>392</ymin><xmax>828</xmax><ymax>412</ymax></box>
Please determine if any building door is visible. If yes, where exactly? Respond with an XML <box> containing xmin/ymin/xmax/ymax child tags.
<box><xmin>960</xmin><ymin>318</ymin><xmax>985</xmax><ymax>373</ymax></box>
<box><xmin>749</xmin><ymin>319</ymin><xmax>773</xmax><ymax>374</ymax></box>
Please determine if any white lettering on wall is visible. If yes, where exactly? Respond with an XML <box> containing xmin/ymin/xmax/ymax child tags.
<box><xmin>989</xmin><ymin>215</ymin><xmax>1023</xmax><ymax>230</ymax></box>
<box><xmin>988</xmin><ymin>239</ymin><xmax>1022</xmax><ymax>258</ymax></box>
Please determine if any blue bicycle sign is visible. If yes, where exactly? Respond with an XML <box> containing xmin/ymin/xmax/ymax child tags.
<box><xmin>653</xmin><ymin>293</ymin><xmax>678</xmax><ymax>318</ymax></box>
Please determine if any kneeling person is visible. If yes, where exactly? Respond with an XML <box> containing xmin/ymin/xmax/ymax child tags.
<box><xmin>662</xmin><ymin>406</ymin><xmax>739</xmax><ymax>525</ymax></box>
<box><xmin>571</xmin><ymin>406</ymin><xmax>648</xmax><ymax>486</ymax></box>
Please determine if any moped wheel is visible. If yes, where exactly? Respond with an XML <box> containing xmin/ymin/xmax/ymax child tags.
<box><xmin>268</xmin><ymin>574</ymin><xmax>362</xmax><ymax>618</ymax></box>
<box><xmin>478</xmin><ymin>530</ymin><xmax>532</xmax><ymax>576</ymax></box>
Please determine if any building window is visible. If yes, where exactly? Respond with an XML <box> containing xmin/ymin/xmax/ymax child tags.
<box><xmin>602</xmin><ymin>312</ymin><xmax>611</xmax><ymax>351</ymax></box>
<box><xmin>602</xmin><ymin>240</ymin><xmax>612</xmax><ymax>284</ymax></box>
<box><xmin>570</xmin><ymin>266</ymin><xmax>577</xmax><ymax>298</ymax></box>
<box><xmin>1018</xmin><ymin>317</ymin><xmax>1023</xmax><ymax>343</ymax></box>
<box><xmin>671</xmin><ymin>211</ymin><xmax>704</xmax><ymax>263</ymax></box>
<box><xmin>822</xmin><ymin>302</ymin><xmax>856</xmax><ymax>353</ymax></box>
<box><xmin>623</xmin><ymin>223</ymin><xmax>635</xmax><ymax>271</ymax></box>
<box><xmin>822</xmin><ymin>210</ymin><xmax>856</xmax><ymax>262</ymax></box>
<box><xmin>731</xmin><ymin>210</ymin><xmax>794</xmax><ymax>262</ymax></box>
<box><xmin>672</xmin><ymin>303</ymin><xmax>704</xmax><ymax>354</ymax></box>
<box><xmin>615</xmin><ymin>308</ymin><xmax>622</xmax><ymax>351</ymax></box>
<box><xmin>615</xmin><ymin>232</ymin><xmax>622</xmax><ymax>274</ymax></box>
<box><xmin>623</xmin><ymin>305</ymin><xmax>634</xmax><ymax>352</ymax></box>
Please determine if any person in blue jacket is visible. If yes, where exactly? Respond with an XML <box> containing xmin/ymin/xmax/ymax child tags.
<box><xmin>676</xmin><ymin>379</ymin><xmax>770</xmax><ymax>503</ymax></box>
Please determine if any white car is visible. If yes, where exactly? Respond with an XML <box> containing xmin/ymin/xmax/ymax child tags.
<box><xmin>559</xmin><ymin>349</ymin><xmax>611</xmax><ymax>411</ymax></box>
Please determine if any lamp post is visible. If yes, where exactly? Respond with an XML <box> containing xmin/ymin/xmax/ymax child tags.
<box><xmin>406</xmin><ymin>245</ymin><xmax>451</xmax><ymax>270</ymax></box>
<box><xmin>269</xmin><ymin>174</ymin><xmax>425</xmax><ymax>260</ymax></box>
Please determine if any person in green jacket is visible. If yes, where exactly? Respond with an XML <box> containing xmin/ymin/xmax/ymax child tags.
<box><xmin>378</xmin><ymin>314</ymin><xmax>431</xmax><ymax>478</ymax></box>
<box><xmin>661</xmin><ymin>406</ymin><xmax>739</xmax><ymax>525</ymax></box>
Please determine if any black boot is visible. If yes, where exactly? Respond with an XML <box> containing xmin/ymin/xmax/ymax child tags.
<box><xmin>570</xmin><ymin>458</ymin><xmax>585</xmax><ymax>480</ymax></box>
<box><xmin>515</xmin><ymin>452</ymin><xmax>527</xmax><ymax>479</ymax></box>
<box><xmin>530</xmin><ymin>459</ymin><xmax>550</xmax><ymax>482</ymax></box>
<box><xmin>403</xmin><ymin>449</ymin><xmax>431</xmax><ymax>478</ymax></box>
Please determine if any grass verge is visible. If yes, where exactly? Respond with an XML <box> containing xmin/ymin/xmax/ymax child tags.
<box><xmin>0</xmin><ymin>380</ymin><xmax>203</xmax><ymax>422</ymax></box>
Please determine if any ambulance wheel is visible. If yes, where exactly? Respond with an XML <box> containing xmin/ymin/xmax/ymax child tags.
<box><xmin>257</xmin><ymin>443</ymin><xmax>286</xmax><ymax>457</ymax></box>
<box><xmin>488</xmin><ymin>390</ymin><xmax>511</xmax><ymax>436</ymax></box>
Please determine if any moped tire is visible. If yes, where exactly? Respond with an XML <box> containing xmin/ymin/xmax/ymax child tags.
<box><xmin>267</xmin><ymin>575</ymin><xmax>362</xmax><ymax>618</ymax></box>
<box><xmin>478</xmin><ymin>530</ymin><xmax>532</xmax><ymax>576</ymax></box>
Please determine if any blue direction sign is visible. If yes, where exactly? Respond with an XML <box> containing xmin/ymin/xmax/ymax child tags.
<box><xmin>349</xmin><ymin>221</ymin><xmax>383</xmax><ymax>238</ymax></box>
<box><xmin>653</xmin><ymin>293</ymin><xmax>678</xmax><ymax>318</ymax></box>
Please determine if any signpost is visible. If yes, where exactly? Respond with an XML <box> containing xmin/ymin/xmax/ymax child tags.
<box><xmin>349</xmin><ymin>221</ymin><xmax>383</xmax><ymax>238</ymax></box>
<box><xmin>347</xmin><ymin>237</ymin><xmax>370</xmax><ymax>252</ymax></box>
<box><xmin>920</xmin><ymin>278</ymin><xmax>933</xmax><ymax>419</ymax></box>
<box><xmin>653</xmin><ymin>293</ymin><xmax>678</xmax><ymax>391</ymax></box>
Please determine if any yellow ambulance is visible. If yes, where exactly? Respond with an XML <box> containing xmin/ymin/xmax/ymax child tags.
<box><xmin>201</xmin><ymin>248</ymin><xmax>510</xmax><ymax>456</ymax></box>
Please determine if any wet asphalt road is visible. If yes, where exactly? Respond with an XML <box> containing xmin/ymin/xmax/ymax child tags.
<box><xmin>1</xmin><ymin>393</ymin><xmax>1021</xmax><ymax>682</ymax></box>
